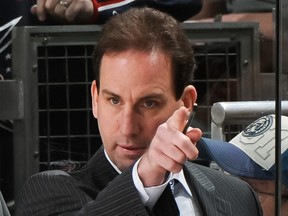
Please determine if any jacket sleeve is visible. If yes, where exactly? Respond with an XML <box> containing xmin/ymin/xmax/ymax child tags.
<box><xmin>15</xmin><ymin>169</ymin><xmax>150</xmax><ymax>216</ymax></box>
<box><xmin>90</xmin><ymin>0</ymin><xmax>203</xmax><ymax>23</ymax></box>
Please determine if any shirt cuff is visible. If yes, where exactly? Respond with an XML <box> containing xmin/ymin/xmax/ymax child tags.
<box><xmin>132</xmin><ymin>158</ymin><xmax>173</xmax><ymax>210</ymax></box>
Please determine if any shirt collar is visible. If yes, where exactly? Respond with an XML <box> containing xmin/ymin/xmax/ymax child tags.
<box><xmin>104</xmin><ymin>149</ymin><xmax>122</xmax><ymax>174</ymax></box>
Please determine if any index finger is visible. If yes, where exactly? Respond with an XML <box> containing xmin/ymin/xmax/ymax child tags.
<box><xmin>166</xmin><ymin>107</ymin><xmax>189</xmax><ymax>132</ymax></box>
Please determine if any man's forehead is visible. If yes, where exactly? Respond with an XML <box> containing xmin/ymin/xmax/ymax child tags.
<box><xmin>102</xmin><ymin>49</ymin><xmax>172</xmax><ymax>63</ymax></box>
<box><xmin>99</xmin><ymin>50</ymin><xmax>174</xmax><ymax>87</ymax></box>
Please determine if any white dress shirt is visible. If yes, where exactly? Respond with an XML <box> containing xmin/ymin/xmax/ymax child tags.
<box><xmin>132</xmin><ymin>159</ymin><xmax>201</xmax><ymax>215</ymax></box>
<box><xmin>104</xmin><ymin>150</ymin><xmax>201</xmax><ymax>215</ymax></box>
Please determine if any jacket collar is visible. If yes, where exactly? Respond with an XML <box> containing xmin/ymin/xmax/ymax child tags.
<box><xmin>184</xmin><ymin>162</ymin><xmax>232</xmax><ymax>216</ymax></box>
<box><xmin>87</xmin><ymin>146</ymin><xmax>119</xmax><ymax>190</ymax></box>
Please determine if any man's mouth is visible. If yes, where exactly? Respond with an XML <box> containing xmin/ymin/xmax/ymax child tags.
<box><xmin>117</xmin><ymin>144</ymin><xmax>147</xmax><ymax>155</ymax></box>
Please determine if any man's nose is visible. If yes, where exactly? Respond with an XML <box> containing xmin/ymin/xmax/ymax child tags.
<box><xmin>119</xmin><ymin>107</ymin><xmax>140</xmax><ymax>136</ymax></box>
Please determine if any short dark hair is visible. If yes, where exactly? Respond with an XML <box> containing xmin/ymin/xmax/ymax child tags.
<box><xmin>93</xmin><ymin>7</ymin><xmax>196</xmax><ymax>100</ymax></box>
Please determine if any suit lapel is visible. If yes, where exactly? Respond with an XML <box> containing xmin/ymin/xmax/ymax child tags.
<box><xmin>89</xmin><ymin>146</ymin><xmax>120</xmax><ymax>189</ymax></box>
<box><xmin>184</xmin><ymin>162</ymin><xmax>232</xmax><ymax>216</ymax></box>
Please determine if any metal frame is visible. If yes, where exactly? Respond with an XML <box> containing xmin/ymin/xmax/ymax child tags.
<box><xmin>0</xmin><ymin>80</ymin><xmax>23</xmax><ymax>120</ymax></box>
<box><xmin>211</xmin><ymin>101</ymin><xmax>288</xmax><ymax>141</ymax></box>
<box><xmin>11</xmin><ymin>25</ymin><xmax>103</xmax><ymax>202</ymax></box>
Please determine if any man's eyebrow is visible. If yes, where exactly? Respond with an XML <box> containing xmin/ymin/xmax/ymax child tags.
<box><xmin>138</xmin><ymin>93</ymin><xmax>166</xmax><ymax>101</ymax></box>
<box><xmin>101</xmin><ymin>89</ymin><xmax>166</xmax><ymax>100</ymax></box>
<box><xmin>101</xmin><ymin>89</ymin><xmax>120</xmax><ymax>97</ymax></box>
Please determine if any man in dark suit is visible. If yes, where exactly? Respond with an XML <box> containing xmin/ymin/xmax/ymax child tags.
<box><xmin>15</xmin><ymin>7</ymin><xmax>262</xmax><ymax>216</ymax></box>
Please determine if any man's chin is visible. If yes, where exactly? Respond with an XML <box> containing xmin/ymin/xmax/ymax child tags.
<box><xmin>116</xmin><ymin>157</ymin><xmax>141</xmax><ymax>171</ymax></box>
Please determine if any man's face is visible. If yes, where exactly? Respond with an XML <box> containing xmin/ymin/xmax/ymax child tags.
<box><xmin>91</xmin><ymin>50</ymin><xmax>185</xmax><ymax>171</ymax></box>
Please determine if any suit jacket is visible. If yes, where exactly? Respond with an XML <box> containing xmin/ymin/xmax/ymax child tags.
<box><xmin>15</xmin><ymin>145</ymin><xmax>263</xmax><ymax>216</ymax></box>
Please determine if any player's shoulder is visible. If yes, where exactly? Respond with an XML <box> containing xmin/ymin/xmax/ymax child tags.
<box><xmin>186</xmin><ymin>162</ymin><xmax>250</xmax><ymax>186</ymax></box>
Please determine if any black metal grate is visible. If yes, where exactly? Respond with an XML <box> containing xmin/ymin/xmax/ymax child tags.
<box><xmin>193</xmin><ymin>42</ymin><xmax>240</xmax><ymax>136</ymax></box>
<box><xmin>37</xmin><ymin>45</ymin><xmax>101</xmax><ymax>171</ymax></box>
<box><xmin>35</xmin><ymin>41</ymin><xmax>241</xmax><ymax>171</ymax></box>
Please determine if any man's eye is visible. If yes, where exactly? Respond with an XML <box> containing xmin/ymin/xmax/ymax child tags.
<box><xmin>144</xmin><ymin>100</ymin><xmax>156</xmax><ymax>108</ymax></box>
<box><xmin>110</xmin><ymin>98</ymin><xmax>119</xmax><ymax>105</ymax></box>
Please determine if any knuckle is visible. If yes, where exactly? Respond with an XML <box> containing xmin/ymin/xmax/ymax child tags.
<box><xmin>156</xmin><ymin>124</ymin><xmax>167</xmax><ymax>134</ymax></box>
<box><xmin>188</xmin><ymin>148</ymin><xmax>198</xmax><ymax>160</ymax></box>
<box><xmin>45</xmin><ymin>2</ymin><xmax>54</xmax><ymax>12</ymax></box>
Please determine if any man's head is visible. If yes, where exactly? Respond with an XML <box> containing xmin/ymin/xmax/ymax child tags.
<box><xmin>91</xmin><ymin>7</ymin><xmax>197</xmax><ymax>171</ymax></box>
<box><xmin>93</xmin><ymin>7</ymin><xmax>196</xmax><ymax>100</ymax></box>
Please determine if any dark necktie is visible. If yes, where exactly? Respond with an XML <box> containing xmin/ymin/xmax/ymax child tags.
<box><xmin>152</xmin><ymin>184</ymin><xmax>179</xmax><ymax>216</ymax></box>
<box><xmin>170</xmin><ymin>179</ymin><xmax>199</xmax><ymax>216</ymax></box>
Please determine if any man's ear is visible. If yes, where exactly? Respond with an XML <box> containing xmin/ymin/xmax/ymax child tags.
<box><xmin>181</xmin><ymin>85</ymin><xmax>197</xmax><ymax>111</ymax></box>
<box><xmin>91</xmin><ymin>80</ymin><xmax>99</xmax><ymax>119</ymax></box>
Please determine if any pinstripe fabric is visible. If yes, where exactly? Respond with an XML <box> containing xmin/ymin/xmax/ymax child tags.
<box><xmin>184</xmin><ymin>162</ymin><xmax>263</xmax><ymax>216</ymax></box>
<box><xmin>16</xmin><ymin>145</ymin><xmax>263</xmax><ymax>216</ymax></box>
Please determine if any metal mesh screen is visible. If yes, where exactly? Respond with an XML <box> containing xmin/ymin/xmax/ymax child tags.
<box><xmin>37</xmin><ymin>45</ymin><xmax>101</xmax><ymax>171</ymax></box>
<box><xmin>193</xmin><ymin>41</ymin><xmax>240</xmax><ymax>136</ymax></box>
<box><xmin>35</xmin><ymin>41</ymin><xmax>241</xmax><ymax>170</ymax></box>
